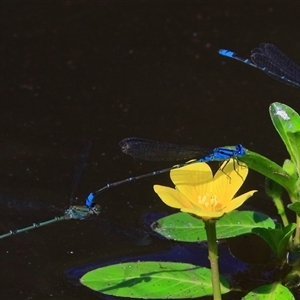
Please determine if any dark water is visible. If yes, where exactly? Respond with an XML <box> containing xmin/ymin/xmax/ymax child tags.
<box><xmin>1</xmin><ymin>2</ymin><xmax>300</xmax><ymax>299</ymax></box>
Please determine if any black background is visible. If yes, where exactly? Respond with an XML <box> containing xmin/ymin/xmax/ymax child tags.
<box><xmin>1</xmin><ymin>2</ymin><xmax>300</xmax><ymax>299</ymax></box>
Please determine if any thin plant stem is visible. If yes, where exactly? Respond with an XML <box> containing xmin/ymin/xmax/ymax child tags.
<box><xmin>272</xmin><ymin>195</ymin><xmax>289</xmax><ymax>227</ymax></box>
<box><xmin>290</xmin><ymin>194</ymin><xmax>300</xmax><ymax>246</ymax></box>
<box><xmin>294</xmin><ymin>215</ymin><xmax>300</xmax><ymax>246</ymax></box>
<box><xmin>205</xmin><ymin>219</ymin><xmax>221</xmax><ymax>300</ymax></box>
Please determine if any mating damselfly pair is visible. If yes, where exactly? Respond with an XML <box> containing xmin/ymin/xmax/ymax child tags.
<box><xmin>0</xmin><ymin>138</ymin><xmax>245</xmax><ymax>240</ymax></box>
<box><xmin>3</xmin><ymin>43</ymin><xmax>298</xmax><ymax>239</ymax></box>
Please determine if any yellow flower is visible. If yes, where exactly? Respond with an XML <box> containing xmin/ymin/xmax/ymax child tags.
<box><xmin>154</xmin><ymin>159</ymin><xmax>257</xmax><ymax>221</ymax></box>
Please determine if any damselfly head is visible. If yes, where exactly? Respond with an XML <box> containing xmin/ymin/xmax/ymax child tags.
<box><xmin>236</xmin><ymin>144</ymin><xmax>246</xmax><ymax>157</ymax></box>
<box><xmin>91</xmin><ymin>204</ymin><xmax>101</xmax><ymax>216</ymax></box>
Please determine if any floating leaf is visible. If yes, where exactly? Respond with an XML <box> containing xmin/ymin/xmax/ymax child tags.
<box><xmin>153</xmin><ymin>211</ymin><xmax>275</xmax><ymax>242</ymax></box>
<box><xmin>80</xmin><ymin>261</ymin><xmax>230</xmax><ymax>298</ymax></box>
<box><xmin>243</xmin><ymin>282</ymin><xmax>295</xmax><ymax>300</ymax></box>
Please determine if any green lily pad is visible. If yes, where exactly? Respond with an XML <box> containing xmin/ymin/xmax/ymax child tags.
<box><xmin>243</xmin><ymin>282</ymin><xmax>295</xmax><ymax>300</ymax></box>
<box><xmin>80</xmin><ymin>261</ymin><xmax>230</xmax><ymax>298</ymax></box>
<box><xmin>153</xmin><ymin>211</ymin><xmax>275</xmax><ymax>242</ymax></box>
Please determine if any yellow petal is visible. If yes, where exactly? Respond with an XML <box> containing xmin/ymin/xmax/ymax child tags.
<box><xmin>223</xmin><ymin>190</ymin><xmax>257</xmax><ymax>213</ymax></box>
<box><xmin>213</xmin><ymin>159</ymin><xmax>248</xmax><ymax>205</ymax></box>
<box><xmin>170</xmin><ymin>163</ymin><xmax>213</xmax><ymax>205</ymax></box>
<box><xmin>153</xmin><ymin>185</ymin><xmax>195</xmax><ymax>209</ymax></box>
<box><xmin>181</xmin><ymin>207</ymin><xmax>225</xmax><ymax>220</ymax></box>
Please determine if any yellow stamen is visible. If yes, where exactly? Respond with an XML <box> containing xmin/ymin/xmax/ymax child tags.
<box><xmin>198</xmin><ymin>193</ymin><xmax>218</xmax><ymax>211</ymax></box>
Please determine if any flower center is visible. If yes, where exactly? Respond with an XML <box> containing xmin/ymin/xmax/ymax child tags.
<box><xmin>198</xmin><ymin>192</ymin><xmax>220</xmax><ymax>211</ymax></box>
